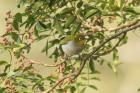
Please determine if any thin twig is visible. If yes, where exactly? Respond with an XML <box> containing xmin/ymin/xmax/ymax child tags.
<box><xmin>96</xmin><ymin>33</ymin><xmax>127</xmax><ymax>56</ymax></box>
<box><xmin>45</xmin><ymin>20</ymin><xmax>140</xmax><ymax>93</ymax></box>
<box><xmin>45</xmin><ymin>75</ymin><xmax>73</xmax><ymax>93</ymax></box>
<box><xmin>73</xmin><ymin>22</ymin><xmax>140</xmax><ymax>80</ymax></box>
<box><xmin>21</xmin><ymin>54</ymin><xmax>65</xmax><ymax>67</ymax></box>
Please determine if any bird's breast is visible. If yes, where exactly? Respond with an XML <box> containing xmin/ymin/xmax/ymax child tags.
<box><xmin>62</xmin><ymin>41</ymin><xmax>84</xmax><ymax>56</ymax></box>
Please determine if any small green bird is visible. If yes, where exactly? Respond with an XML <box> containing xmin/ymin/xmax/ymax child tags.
<box><xmin>61</xmin><ymin>33</ymin><xmax>87</xmax><ymax>56</ymax></box>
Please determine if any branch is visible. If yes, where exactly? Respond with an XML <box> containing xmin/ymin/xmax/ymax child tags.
<box><xmin>45</xmin><ymin>75</ymin><xmax>72</xmax><ymax>93</ymax></box>
<box><xmin>21</xmin><ymin>54</ymin><xmax>65</xmax><ymax>67</ymax></box>
<box><xmin>45</xmin><ymin>19</ymin><xmax>140</xmax><ymax>93</ymax></box>
<box><xmin>110</xmin><ymin>19</ymin><xmax>140</xmax><ymax>32</ymax></box>
<box><xmin>71</xmin><ymin>20</ymin><xmax>140</xmax><ymax>80</ymax></box>
<box><xmin>96</xmin><ymin>33</ymin><xmax>127</xmax><ymax>56</ymax></box>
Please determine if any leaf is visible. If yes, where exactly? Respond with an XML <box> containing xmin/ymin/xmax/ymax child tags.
<box><xmin>60</xmin><ymin>7</ymin><xmax>74</xmax><ymax>15</ymax></box>
<box><xmin>89</xmin><ymin>59</ymin><xmax>96</xmax><ymax>73</ymax></box>
<box><xmin>109</xmin><ymin>0</ymin><xmax>115</xmax><ymax>6</ymax></box>
<box><xmin>138</xmin><ymin>88</ymin><xmax>140</xmax><ymax>91</ymax></box>
<box><xmin>41</xmin><ymin>40</ymin><xmax>49</xmax><ymax>55</ymax></box>
<box><xmin>14</xmin><ymin>13</ymin><xmax>22</xmax><ymax>23</ymax></box>
<box><xmin>123</xmin><ymin>7</ymin><xmax>140</xmax><ymax>14</ymax></box>
<box><xmin>80</xmin><ymin>87</ymin><xmax>86</xmax><ymax>93</ymax></box>
<box><xmin>56</xmin><ymin>89</ymin><xmax>63</xmax><ymax>93</ymax></box>
<box><xmin>48</xmin><ymin>0</ymin><xmax>57</xmax><ymax>7</ymax></box>
<box><xmin>7</xmin><ymin>71</ymin><xmax>15</xmax><ymax>77</ymax></box>
<box><xmin>120</xmin><ymin>0</ymin><xmax>125</xmax><ymax>8</ymax></box>
<box><xmin>119</xmin><ymin>36</ymin><xmax>128</xmax><ymax>46</ymax></box>
<box><xmin>65</xmin><ymin>16</ymin><xmax>76</xmax><ymax>28</ymax></box>
<box><xmin>0</xmin><ymin>73</ymin><xmax>7</xmax><ymax>77</ymax></box>
<box><xmin>107</xmin><ymin>62</ymin><xmax>117</xmax><ymax>73</ymax></box>
<box><xmin>0</xmin><ymin>87</ymin><xmax>6</xmax><ymax>93</ymax></box>
<box><xmin>12</xmin><ymin>13</ymin><xmax>23</xmax><ymax>31</ymax></box>
<box><xmin>113</xmin><ymin>49</ymin><xmax>119</xmax><ymax>61</ymax></box>
<box><xmin>4</xmin><ymin>64</ymin><xmax>11</xmax><ymax>72</ymax></box>
<box><xmin>33</xmin><ymin>1</ymin><xmax>43</xmax><ymax>9</ymax></box>
<box><xmin>24</xmin><ymin>15</ymin><xmax>35</xmax><ymax>30</ymax></box>
<box><xmin>88</xmin><ymin>85</ymin><xmax>98</xmax><ymax>90</ymax></box>
<box><xmin>0</xmin><ymin>61</ymin><xmax>8</xmax><ymax>66</ymax></box>
<box><xmin>35</xmin><ymin>21</ymin><xmax>47</xmax><ymax>32</ymax></box>
<box><xmin>70</xmin><ymin>86</ymin><xmax>76</xmax><ymax>93</ymax></box>
<box><xmin>10</xmin><ymin>32</ymin><xmax>21</xmax><ymax>42</ymax></box>
<box><xmin>54</xmin><ymin>20</ymin><xmax>64</xmax><ymax>34</ymax></box>
<box><xmin>77</xmin><ymin>1</ymin><xmax>83</xmax><ymax>8</ymax></box>
<box><xmin>34</xmin><ymin>26</ymin><xmax>39</xmax><ymax>37</ymax></box>
<box><xmin>49</xmin><ymin>48</ymin><xmax>59</xmax><ymax>62</ymax></box>
<box><xmin>13</xmin><ymin>19</ymin><xmax>19</xmax><ymax>31</ymax></box>
<box><xmin>85</xmin><ymin>9</ymin><xmax>98</xmax><ymax>19</ymax></box>
<box><xmin>71</xmin><ymin>22</ymin><xmax>81</xmax><ymax>34</ymax></box>
<box><xmin>91</xmin><ymin>77</ymin><xmax>101</xmax><ymax>81</ymax></box>
<box><xmin>38</xmin><ymin>21</ymin><xmax>47</xmax><ymax>29</ymax></box>
<box><xmin>42</xmin><ymin>39</ymin><xmax>60</xmax><ymax>53</ymax></box>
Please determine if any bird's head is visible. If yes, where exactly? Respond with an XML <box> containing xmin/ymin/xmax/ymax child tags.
<box><xmin>74</xmin><ymin>33</ymin><xmax>87</xmax><ymax>45</ymax></box>
<box><xmin>60</xmin><ymin>33</ymin><xmax>88</xmax><ymax>45</ymax></box>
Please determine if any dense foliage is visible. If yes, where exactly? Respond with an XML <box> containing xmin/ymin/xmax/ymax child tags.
<box><xmin>0</xmin><ymin>0</ymin><xmax>140</xmax><ymax>93</ymax></box>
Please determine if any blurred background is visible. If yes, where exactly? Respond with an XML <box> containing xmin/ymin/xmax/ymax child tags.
<box><xmin>0</xmin><ymin>0</ymin><xmax>140</xmax><ymax>93</ymax></box>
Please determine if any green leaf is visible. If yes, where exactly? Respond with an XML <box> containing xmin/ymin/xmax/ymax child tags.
<box><xmin>119</xmin><ymin>36</ymin><xmax>128</xmax><ymax>46</ymax></box>
<box><xmin>72</xmin><ymin>22</ymin><xmax>81</xmax><ymax>34</ymax></box>
<box><xmin>70</xmin><ymin>86</ymin><xmax>76</xmax><ymax>93</ymax></box>
<box><xmin>113</xmin><ymin>49</ymin><xmax>119</xmax><ymax>61</ymax></box>
<box><xmin>120</xmin><ymin>0</ymin><xmax>125</xmax><ymax>8</ymax></box>
<box><xmin>33</xmin><ymin>1</ymin><xmax>43</xmax><ymax>9</ymax></box>
<box><xmin>4</xmin><ymin>64</ymin><xmax>11</xmax><ymax>72</ymax></box>
<box><xmin>10</xmin><ymin>32</ymin><xmax>21</xmax><ymax>42</ymax></box>
<box><xmin>77</xmin><ymin>1</ymin><xmax>83</xmax><ymax>8</ymax></box>
<box><xmin>65</xmin><ymin>16</ymin><xmax>76</xmax><ymax>28</ymax></box>
<box><xmin>109</xmin><ymin>0</ymin><xmax>115</xmax><ymax>6</ymax></box>
<box><xmin>38</xmin><ymin>21</ymin><xmax>47</xmax><ymax>29</ymax></box>
<box><xmin>89</xmin><ymin>59</ymin><xmax>96</xmax><ymax>73</ymax></box>
<box><xmin>35</xmin><ymin>21</ymin><xmax>47</xmax><ymax>32</ymax></box>
<box><xmin>54</xmin><ymin>20</ymin><xmax>64</xmax><ymax>34</ymax></box>
<box><xmin>49</xmin><ymin>48</ymin><xmax>59</xmax><ymax>62</ymax></box>
<box><xmin>107</xmin><ymin>62</ymin><xmax>117</xmax><ymax>73</ymax></box>
<box><xmin>7</xmin><ymin>71</ymin><xmax>15</xmax><ymax>77</ymax></box>
<box><xmin>91</xmin><ymin>77</ymin><xmax>101</xmax><ymax>81</ymax></box>
<box><xmin>56</xmin><ymin>89</ymin><xmax>63</xmax><ymax>93</ymax></box>
<box><xmin>41</xmin><ymin>40</ymin><xmax>49</xmax><ymax>55</ymax></box>
<box><xmin>85</xmin><ymin>9</ymin><xmax>98</xmax><ymax>19</ymax></box>
<box><xmin>123</xmin><ymin>7</ymin><xmax>140</xmax><ymax>14</ymax></box>
<box><xmin>88</xmin><ymin>85</ymin><xmax>98</xmax><ymax>90</ymax></box>
<box><xmin>24</xmin><ymin>15</ymin><xmax>35</xmax><ymax>30</ymax></box>
<box><xmin>0</xmin><ymin>87</ymin><xmax>6</xmax><ymax>93</ymax></box>
<box><xmin>60</xmin><ymin>7</ymin><xmax>74</xmax><ymax>15</ymax></box>
<box><xmin>0</xmin><ymin>73</ymin><xmax>7</xmax><ymax>77</ymax></box>
<box><xmin>13</xmin><ymin>19</ymin><xmax>19</xmax><ymax>31</ymax></box>
<box><xmin>48</xmin><ymin>0</ymin><xmax>57</xmax><ymax>7</ymax></box>
<box><xmin>34</xmin><ymin>26</ymin><xmax>39</xmax><ymax>37</ymax></box>
<box><xmin>80</xmin><ymin>87</ymin><xmax>86</xmax><ymax>93</ymax></box>
<box><xmin>138</xmin><ymin>88</ymin><xmax>140</xmax><ymax>91</ymax></box>
<box><xmin>12</xmin><ymin>13</ymin><xmax>23</xmax><ymax>31</ymax></box>
<box><xmin>14</xmin><ymin>13</ymin><xmax>22</xmax><ymax>23</ymax></box>
<box><xmin>0</xmin><ymin>61</ymin><xmax>8</xmax><ymax>66</ymax></box>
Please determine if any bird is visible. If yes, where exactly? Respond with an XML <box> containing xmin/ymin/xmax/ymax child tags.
<box><xmin>61</xmin><ymin>33</ymin><xmax>87</xmax><ymax>56</ymax></box>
